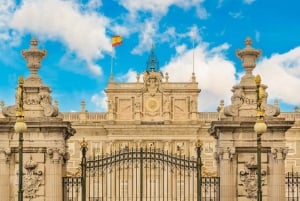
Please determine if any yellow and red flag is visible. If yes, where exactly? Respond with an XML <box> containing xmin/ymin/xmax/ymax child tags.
<box><xmin>112</xmin><ymin>35</ymin><xmax>122</xmax><ymax>47</ymax></box>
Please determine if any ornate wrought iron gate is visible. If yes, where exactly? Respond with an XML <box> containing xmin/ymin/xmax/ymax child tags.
<box><xmin>63</xmin><ymin>143</ymin><xmax>220</xmax><ymax>201</ymax></box>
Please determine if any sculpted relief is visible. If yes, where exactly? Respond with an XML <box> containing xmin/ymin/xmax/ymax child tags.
<box><xmin>143</xmin><ymin>71</ymin><xmax>163</xmax><ymax>96</ymax></box>
<box><xmin>2</xmin><ymin>84</ymin><xmax>58</xmax><ymax>117</ymax></box>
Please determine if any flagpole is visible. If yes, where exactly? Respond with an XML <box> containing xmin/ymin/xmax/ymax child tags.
<box><xmin>192</xmin><ymin>31</ymin><xmax>195</xmax><ymax>74</ymax></box>
<box><xmin>110</xmin><ymin>49</ymin><xmax>114</xmax><ymax>81</ymax></box>
<box><xmin>191</xmin><ymin>30</ymin><xmax>197</xmax><ymax>82</ymax></box>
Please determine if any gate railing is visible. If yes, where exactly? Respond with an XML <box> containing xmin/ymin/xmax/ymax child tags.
<box><xmin>286</xmin><ymin>171</ymin><xmax>300</xmax><ymax>200</ymax></box>
<box><xmin>63</xmin><ymin>176</ymin><xmax>82</xmax><ymax>201</ymax></box>
<box><xmin>63</xmin><ymin>141</ymin><xmax>220</xmax><ymax>201</ymax></box>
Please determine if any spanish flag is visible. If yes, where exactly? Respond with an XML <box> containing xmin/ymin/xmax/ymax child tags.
<box><xmin>112</xmin><ymin>35</ymin><xmax>122</xmax><ymax>47</ymax></box>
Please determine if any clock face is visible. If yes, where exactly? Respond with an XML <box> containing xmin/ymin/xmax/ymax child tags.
<box><xmin>146</xmin><ymin>97</ymin><xmax>160</xmax><ymax>112</ymax></box>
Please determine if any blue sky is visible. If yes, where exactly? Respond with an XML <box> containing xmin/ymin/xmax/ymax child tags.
<box><xmin>1</xmin><ymin>0</ymin><xmax>300</xmax><ymax>112</ymax></box>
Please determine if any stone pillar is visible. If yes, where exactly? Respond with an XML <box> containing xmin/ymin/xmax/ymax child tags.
<box><xmin>218</xmin><ymin>147</ymin><xmax>236</xmax><ymax>201</ymax></box>
<box><xmin>0</xmin><ymin>149</ymin><xmax>10</xmax><ymax>200</ymax></box>
<box><xmin>46</xmin><ymin>148</ymin><xmax>64</xmax><ymax>201</ymax></box>
<box><xmin>269</xmin><ymin>147</ymin><xmax>287</xmax><ymax>201</ymax></box>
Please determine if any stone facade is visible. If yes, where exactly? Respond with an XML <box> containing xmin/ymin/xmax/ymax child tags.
<box><xmin>1</xmin><ymin>38</ymin><xmax>300</xmax><ymax>200</ymax></box>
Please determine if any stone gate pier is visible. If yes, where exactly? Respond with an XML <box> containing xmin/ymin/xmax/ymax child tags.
<box><xmin>210</xmin><ymin>38</ymin><xmax>294</xmax><ymax>201</ymax></box>
<box><xmin>0</xmin><ymin>39</ymin><xmax>75</xmax><ymax>201</ymax></box>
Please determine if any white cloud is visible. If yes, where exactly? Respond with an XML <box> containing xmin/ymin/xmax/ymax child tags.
<box><xmin>161</xmin><ymin>42</ymin><xmax>237</xmax><ymax>111</ymax></box>
<box><xmin>131</xmin><ymin>20</ymin><xmax>156</xmax><ymax>55</ymax></box>
<box><xmin>175</xmin><ymin>44</ymin><xmax>187</xmax><ymax>55</ymax></box>
<box><xmin>119</xmin><ymin>0</ymin><xmax>208</xmax><ymax>55</ymax></box>
<box><xmin>255</xmin><ymin>47</ymin><xmax>300</xmax><ymax>106</ymax></box>
<box><xmin>115</xmin><ymin>68</ymin><xmax>139</xmax><ymax>83</ymax></box>
<box><xmin>0</xmin><ymin>0</ymin><xmax>20</xmax><ymax>45</ymax></box>
<box><xmin>9</xmin><ymin>0</ymin><xmax>111</xmax><ymax>75</ymax></box>
<box><xmin>159</xmin><ymin>27</ymin><xmax>177</xmax><ymax>43</ymax></box>
<box><xmin>229</xmin><ymin>11</ymin><xmax>244</xmax><ymax>19</ymax></box>
<box><xmin>195</xmin><ymin>4</ymin><xmax>209</xmax><ymax>19</ymax></box>
<box><xmin>86</xmin><ymin>0</ymin><xmax>102</xmax><ymax>10</ymax></box>
<box><xmin>91</xmin><ymin>91</ymin><xmax>107</xmax><ymax>111</ymax></box>
<box><xmin>243</xmin><ymin>0</ymin><xmax>255</xmax><ymax>4</ymax></box>
<box><xmin>110</xmin><ymin>24</ymin><xmax>131</xmax><ymax>38</ymax></box>
<box><xmin>119</xmin><ymin>0</ymin><xmax>206</xmax><ymax>16</ymax></box>
<box><xmin>132</xmin><ymin>23</ymin><xmax>202</xmax><ymax>55</ymax></box>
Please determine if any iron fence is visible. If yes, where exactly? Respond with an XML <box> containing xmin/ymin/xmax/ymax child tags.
<box><xmin>63</xmin><ymin>145</ymin><xmax>219</xmax><ymax>201</ymax></box>
<box><xmin>63</xmin><ymin>176</ymin><xmax>82</xmax><ymax>201</ymax></box>
<box><xmin>286</xmin><ymin>171</ymin><xmax>300</xmax><ymax>200</ymax></box>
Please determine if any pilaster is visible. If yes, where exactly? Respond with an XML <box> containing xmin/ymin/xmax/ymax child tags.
<box><xmin>46</xmin><ymin>148</ymin><xmax>65</xmax><ymax>201</ymax></box>
<box><xmin>268</xmin><ymin>147</ymin><xmax>288</xmax><ymax>201</ymax></box>
<box><xmin>0</xmin><ymin>148</ymin><xmax>11</xmax><ymax>201</ymax></box>
<box><xmin>217</xmin><ymin>147</ymin><xmax>236</xmax><ymax>201</ymax></box>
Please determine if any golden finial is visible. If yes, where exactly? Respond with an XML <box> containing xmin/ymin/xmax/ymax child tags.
<box><xmin>195</xmin><ymin>139</ymin><xmax>203</xmax><ymax>148</ymax></box>
<box><xmin>80</xmin><ymin>138</ymin><xmax>88</xmax><ymax>149</ymax></box>
<box><xmin>255</xmin><ymin>74</ymin><xmax>261</xmax><ymax>86</ymax></box>
<box><xmin>18</xmin><ymin>76</ymin><xmax>24</xmax><ymax>85</ymax></box>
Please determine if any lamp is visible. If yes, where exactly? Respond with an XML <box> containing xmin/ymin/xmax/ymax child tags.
<box><xmin>14</xmin><ymin>76</ymin><xmax>27</xmax><ymax>201</ymax></box>
<box><xmin>254</xmin><ymin>119</ymin><xmax>267</xmax><ymax>134</ymax></box>
<box><xmin>254</xmin><ymin>75</ymin><xmax>266</xmax><ymax>201</ymax></box>
<box><xmin>14</xmin><ymin>118</ymin><xmax>27</xmax><ymax>133</ymax></box>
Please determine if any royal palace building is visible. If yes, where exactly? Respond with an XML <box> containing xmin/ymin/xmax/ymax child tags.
<box><xmin>0</xmin><ymin>38</ymin><xmax>300</xmax><ymax>201</ymax></box>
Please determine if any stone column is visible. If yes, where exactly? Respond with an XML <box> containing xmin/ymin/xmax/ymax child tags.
<box><xmin>268</xmin><ymin>147</ymin><xmax>287</xmax><ymax>201</ymax></box>
<box><xmin>218</xmin><ymin>147</ymin><xmax>236</xmax><ymax>201</ymax></box>
<box><xmin>0</xmin><ymin>149</ymin><xmax>10</xmax><ymax>200</ymax></box>
<box><xmin>46</xmin><ymin>148</ymin><xmax>64</xmax><ymax>201</ymax></box>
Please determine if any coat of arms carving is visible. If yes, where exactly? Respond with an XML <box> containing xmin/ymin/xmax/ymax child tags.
<box><xmin>23</xmin><ymin>156</ymin><xmax>43</xmax><ymax>200</ymax></box>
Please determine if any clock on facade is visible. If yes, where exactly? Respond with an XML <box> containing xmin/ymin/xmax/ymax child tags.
<box><xmin>146</xmin><ymin>97</ymin><xmax>160</xmax><ymax>112</ymax></box>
